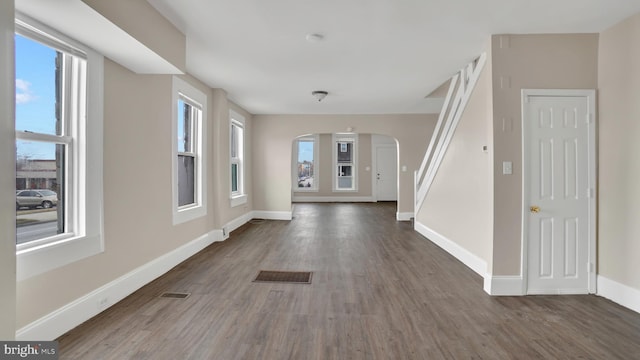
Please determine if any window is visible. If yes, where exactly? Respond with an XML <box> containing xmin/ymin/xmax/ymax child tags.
<box><xmin>294</xmin><ymin>135</ymin><xmax>318</xmax><ymax>191</ymax></box>
<box><xmin>230</xmin><ymin>110</ymin><xmax>247</xmax><ymax>207</ymax></box>
<box><xmin>15</xmin><ymin>15</ymin><xmax>104</xmax><ymax>280</ymax></box>
<box><xmin>172</xmin><ymin>76</ymin><xmax>207</xmax><ymax>224</ymax></box>
<box><xmin>333</xmin><ymin>134</ymin><xmax>358</xmax><ymax>191</ymax></box>
<box><xmin>177</xmin><ymin>100</ymin><xmax>197</xmax><ymax>207</ymax></box>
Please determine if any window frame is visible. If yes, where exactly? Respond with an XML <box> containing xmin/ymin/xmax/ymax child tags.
<box><xmin>293</xmin><ymin>134</ymin><xmax>319</xmax><ymax>192</ymax></box>
<box><xmin>332</xmin><ymin>133</ymin><xmax>358</xmax><ymax>192</ymax></box>
<box><xmin>15</xmin><ymin>13</ymin><xmax>104</xmax><ymax>281</ymax></box>
<box><xmin>229</xmin><ymin>110</ymin><xmax>247</xmax><ymax>207</ymax></box>
<box><xmin>172</xmin><ymin>76</ymin><xmax>207</xmax><ymax>224</ymax></box>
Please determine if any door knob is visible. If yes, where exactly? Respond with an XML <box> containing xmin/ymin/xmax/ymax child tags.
<box><xmin>530</xmin><ymin>206</ymin><xmax>540</xmax><ymax>213</ymax></box>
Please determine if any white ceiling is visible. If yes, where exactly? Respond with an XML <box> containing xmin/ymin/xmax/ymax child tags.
<box><xmin>147</xmin><ymin>0</ymin><xmax>640</xmax><ymax>115</ymax></box>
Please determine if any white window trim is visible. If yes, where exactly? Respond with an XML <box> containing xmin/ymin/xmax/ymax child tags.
<box><xmin>293</xmin><ymin>134</ymin><xmax>319</xmax><ymax>192</ymax></box>
<box><xmin>172</xmin><ymin>76</ymin><xmax>207</xmax><ymax>224</ymax></box>
<box><xmin>230</xmin><ymin>110</ymin><xmax>247</xmax><ymax>207</ymax></box>
<box><xmin>15</xmin><ymin>14</ymin><xmax>104</xmax><ymax>281</ymax></box>
<box><xmin>332</xmin><ymin>133</ymin><xmax>358</xmax><ymax>192</ymax></box>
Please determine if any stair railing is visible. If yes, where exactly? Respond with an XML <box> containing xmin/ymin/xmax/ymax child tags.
<box><xmin>414</xmin><ymin>53</ymin><xmax>487</xmax><ymax>215</ymax></box>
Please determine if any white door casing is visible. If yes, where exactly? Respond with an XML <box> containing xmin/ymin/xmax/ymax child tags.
<box><xmin>522</xmin><ymin>89</ymin><xmax>596</xmax><ymax>295</ymax></box>
<box><xmin>375</xmin><ymin>145</ymin><xmax>397</xmax><ymax>201</ymax></box>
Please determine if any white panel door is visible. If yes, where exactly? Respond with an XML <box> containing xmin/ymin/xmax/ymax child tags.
<box><xmin>375</xmin><ymin>146</ymin><xmax>397</xmax><ymax>201</ymax></box>
<box><xmin>524</xmin><ymin>94</ymin><xmax>593</xmax><ymax>294</ymax></box>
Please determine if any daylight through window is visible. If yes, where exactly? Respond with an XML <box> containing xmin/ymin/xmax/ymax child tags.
<box><xmin>230</xmin><ymin>120</ymin><xmax>244</xmax><ymax>195</ymax></box>
<box><xmin>14</xmin><ymin>15</ymin><xmax>104</xmax><ymax>280</ymax></box>
<box><xmin>15</xmin><ymin>28</ymin><xmax>83</xmax><ymax>245</ymax></box>
<box><xmin>177</xmin><ymin>98</ymin><xmax>199</xmax><ymax>207</ymax></box>
<box><xmin>334</xmin><ymin>134</ymin><xmax>358</xmax><ymax>191</ymax></box>
<box><xmin>295</xmin><ymin>136</ymin><xmax>318</xmax><ymax>191</ymax></box>
<box><xmin>172</xmin><ymin>76</ymin><xmax>207</xmax><ymax>225</ymax></box>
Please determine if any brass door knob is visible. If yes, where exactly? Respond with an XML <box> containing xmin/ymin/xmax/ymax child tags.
<box><xmin>530</xmin><ymin>206</ymin><xmax>540</xmax><ymax>213</ymax></box>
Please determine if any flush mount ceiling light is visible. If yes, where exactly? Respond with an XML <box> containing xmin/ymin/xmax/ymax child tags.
<box><xmin>305</xmin><ymin>33</ymin><xmax>324</xmax><ymax>43</ymax></box>
<box><xmin>312</xmin><ymin>90</ymin><xmax>328</xmax><ymax>102</ymax></box>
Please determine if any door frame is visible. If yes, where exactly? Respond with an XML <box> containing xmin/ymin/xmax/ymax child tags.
<box><xmin>371</xmin><ymin>135</ymin><xmax>398</xmax><ymax>202</ymax></box>
<box><xmin>372</xmin><ymin>144</ymin><xmax>398</xmax><ymax>202</ymax></box>
<box><xmin>521</xmin><ymin>89</ymin><xmax>597</xmax><ymax>294</ymax></box>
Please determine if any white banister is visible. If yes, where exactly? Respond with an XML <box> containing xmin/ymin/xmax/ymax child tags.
<box><xmin>415</xmin><ymin>73</ymin><xmax>459</xmax><ymax>186</ymax></box>
<box><xmin>414</xmin><ymin>53</ymin><xmax>487</xmax><ymax>215</ymax></box>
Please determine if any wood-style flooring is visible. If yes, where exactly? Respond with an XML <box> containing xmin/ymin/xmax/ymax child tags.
<box><xmin>57</xmin><ymin>203</ymin><xmax>640</xmax><ymax>359</ymax></box>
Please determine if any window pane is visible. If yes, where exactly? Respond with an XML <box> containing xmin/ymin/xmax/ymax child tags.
<box><xmin>231</xmin><ymin>124</ymin><xmax>237</xmax><ymax>158</ymax></box>
<box><xmin>15</xmin><ymin>34</ymin><xmax>62</xmax><ymax>136</ymax></box>
<box><xmin>16</xmin><ymin>141</ymin><xmax>65</xmax><ymax>244</ymax></box>
<box><xmin>178</xmin><ymin>155</ymin><xmax>195</xmax><ymax>206</ymax></box>
<box><xmin>338</xmin><ymin>177</ymin><xmax>352</xmax><ymax>189</ymax></box>
<box><xmin>337</xmin><ymin>142</ymin><xmax>352</xmax><ymax>163</ymax></box>
<box><xmin>338</xmin><ymin>165</ymin><xmax>352</xmax><ymax>177</ymax></box>
<box><xmin>177</xmin><ymin>100</ymin><xmax>192</xmax><ymax>153</ymax></box>
<box><xmin>297</xmin><ymin>140</ymin><xmax>315</xmax><ymax>188</ymax></box>
<box><xmin>231</xmin><ymin>163</ymin><xmax>238</xmax><ymax>192</ymax></box>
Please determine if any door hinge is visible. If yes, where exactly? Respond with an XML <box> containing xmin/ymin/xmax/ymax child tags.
<box><xmin>587</xmin><ymin>188</ymin><xmax>594</xmax><ymax>198</ymax></box>
<box><xmin>588</xmin><ymin>262</ymin><xmax>594</xmax><ymax>273</ymax></box>
<box><xmin>587</xmin><ymin>113</ymin><xmax>594</xmax><ymax>124</ymax></box>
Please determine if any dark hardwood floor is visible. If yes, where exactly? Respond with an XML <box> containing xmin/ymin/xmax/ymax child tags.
<box><xmin>57</xmin><ymin>203</ymin><xmax>640</xmax><ymax>359</ymax></box>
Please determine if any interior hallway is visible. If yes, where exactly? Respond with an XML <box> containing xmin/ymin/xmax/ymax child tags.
<box><xmin>57</xmin><ymin>203</ymin><xmax>640</xmax><ymax>359</ymax></box>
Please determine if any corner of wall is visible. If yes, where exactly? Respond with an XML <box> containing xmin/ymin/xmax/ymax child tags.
<box><xmin>597</xmin><ymin>13</ymin><xmax>640</xmax><ymax>312</ymax></box>
<box><xmin>0</xmin><ymin>0</ymin><xmax>16</xmax><ymax>340</ymax></box>
<box><xmin>483</xmin><ymin>275</ymin><xmax>525</xmax><ymax>296</ymax></box>
<box><xmin>82</xmin><ymin>0</ymin><xmax>186</xmax><ymax>72</ymax></box>
<box><xmin>597</xmin><ymin>275</ymin><xmax>640</xmax><ymax>314</ymax></box>
<box><xmin>414</xmin><ymin>220</ymin><xmax>487</xmax><ymax>278</ymax></box>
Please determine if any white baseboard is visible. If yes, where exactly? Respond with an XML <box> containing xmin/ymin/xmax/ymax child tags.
<box><xmin>414</xmin><ymin>220</ymin><xmax>487</xmax><ymax>277</ymax></box>
<box><xmin>222</xmin><ymin>212</ymin><xmax>253</xmax><ymax>240</ymax></box>
<box><xmin>251</xmin><ymin>210</ymin><xmax>292</xmax><ymax>221</ymax></box>
<box><xmin>483</xmin><ymin>275</ymin><xmax>525</xmax><ymax>296</ymax></box>
<box><xmin>292</xmin><ymin>196</ymin><xmax>375</xmax><ymax>203</ymax></box>
<box><xmin>413</xmin><ymin>221</ymin><xmax>528</xmax><ymax>297</ymax></box>
<box><xmin>15</xmin><ymin>208</ymin><xmax>291</xmax><ymax>340</ymax></box>
<box><xmin>396</xmin><ymin>212</ymin><xmax>413</xmax><ymax>221</ymax></box>
<box><xmin>597</xmin><ymin>275</ymin><xmax>640</xmax><ymax>314</ymax></box>
<box><xmin>16</xmin><ymin>230</ymin><xmax>221</xmax><ymax>341</ymax></box>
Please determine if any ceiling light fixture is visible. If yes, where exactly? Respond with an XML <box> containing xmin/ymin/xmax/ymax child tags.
<box><xmin>312</xmin><ymin>90</ymin><xmax>328</xmax><ymax>102</ymax></box>
<box><xmin>306</xmin><ymin>33</ymin><xmax>324</xmax><ymax>43</ymax></box>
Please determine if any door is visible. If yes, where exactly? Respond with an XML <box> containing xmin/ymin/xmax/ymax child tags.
<box><xmin>375</xmin><ymin>145</ymin><xmax>397</xmax><ymax>201</ymax></box>
<box><xmin>523</xmin><ymin>90</ymin><xmax>596</xmax><ymax>294</ymax></box>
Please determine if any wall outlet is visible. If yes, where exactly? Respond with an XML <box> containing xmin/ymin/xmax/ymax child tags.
<box><xmin>502</xmin><ymin>161</ymin><xmax>513</xmax><ymax>175</ymax></box>
<box><xmin>97</xmin><ymin>296</ymin><xmax>109</xmax><ymax>310</ymax></box>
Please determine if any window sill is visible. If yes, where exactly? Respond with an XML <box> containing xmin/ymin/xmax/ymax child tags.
<box><xmin>173</xmin><ymin>204</ymin><xmax>207</xmax><ymax>225</ymax></box>
<box><xmin>293</xmin><ymin>188</ymin><xmax>319</xmax><ymax>193</ymax></box>
<box><xmin>17</xmin><ymin>233</ymin><xmax>103</xmax><ymax>281</ymax></box>
<box><xmin>230</xmin><ymin>194</ymin><xmax>247</xmax><ymax>208</ymax></box>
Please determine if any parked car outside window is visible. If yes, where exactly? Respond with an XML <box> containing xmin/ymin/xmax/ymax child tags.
<box><xmin>16</xmin><ymin>189</ymin><xmax>58</xmax><ymax>210</ymax></box>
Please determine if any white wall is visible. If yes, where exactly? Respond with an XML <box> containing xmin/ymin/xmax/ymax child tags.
<box><xmin>13</xmin><ymin>6</ymin><xmax>254</xmax><ymax>338</ymax></box>
<box><xmin>598</xmin><ymin>12</ymin><xmax>640</xmax><ymax>292</ymax></box>
<box><xmin>252</xmin><ymin>114</ymin><xmax>437</xmax><ymax>216</ymax></box>
<box><xmin>210</xmin><ymin>89</ymin><xmax>254</xmax><ymax>227</ymax></box>
<box><xmin>490</xmin><ymin>34</ymin><xmax>599</xmax><ymax>275</ymax></box>
<box><xmin>416</xmin><ymin>41</ymin><xmax>494</xmax><ymax>274</ymax></box>
<box><xmin>0</xmin><ymin>0</ymin><xmax>17</xmax><ymax>340</ymax></box>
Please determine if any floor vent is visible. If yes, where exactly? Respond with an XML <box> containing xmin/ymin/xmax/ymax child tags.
<box><xmin>159</xmin><ymin>292</ymin><xmax>191</xmax><ymax>299</ymax></box>
<box><xmin>253</xmin><ymin>270</ymin><xmax>312</xmax><ymax>284</ymax></box>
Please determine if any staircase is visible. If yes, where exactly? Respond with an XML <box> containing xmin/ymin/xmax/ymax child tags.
<box><xmin>414</xmin><ymin>53</ymin><xmax>487</xmax><ymax>216</ymax></box>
